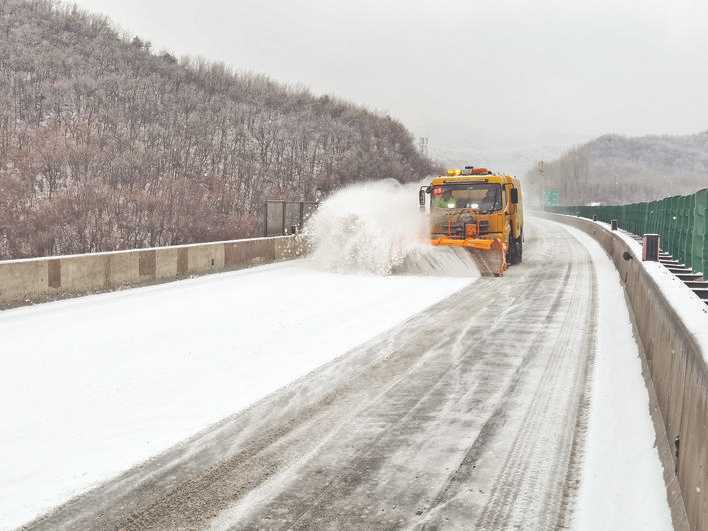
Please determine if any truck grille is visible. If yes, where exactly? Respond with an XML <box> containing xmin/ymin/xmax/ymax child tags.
<box><xmin>432</xmin><ymin>219</ymin><xmax>491</xmax><ymax>237</ymax></box>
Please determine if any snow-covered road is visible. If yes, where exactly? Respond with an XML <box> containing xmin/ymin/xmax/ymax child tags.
<box><xmin>0</xmin><ymin>251</ymin><xmax>477</xmax><ymax>529</ymax></box>
<box><xmin>564</xmin><ymin>225</ymin><xmax>673</xmax><ymax>531</ymax></box>
<box><xmin>14</xmin><ymin>217</ymin><xmax>673</xmax><ymax>531</ymax></box>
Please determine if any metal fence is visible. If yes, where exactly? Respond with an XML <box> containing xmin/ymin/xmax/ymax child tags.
<box><xmin>547</xmin><ymin>188</ymin><xmax>708</xmax><ymax>275</ymax></box>
<box><xmin>264</xmin><ymin>200</ymin><xmax>319</xmax><ymax>237</ymax></box>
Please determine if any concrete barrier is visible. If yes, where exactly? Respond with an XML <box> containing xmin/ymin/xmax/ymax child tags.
<box><xmin>543</xmin><ymin>212</ymin><xmax>702</xmax><ymax>530</ymax></box>
<box><xmin>0</xmin><ymin>236</ymin><xmax>304</xmax><ymax>308</ymax></box>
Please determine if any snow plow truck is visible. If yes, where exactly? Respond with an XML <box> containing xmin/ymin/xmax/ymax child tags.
<box><xmin>419</xmin><ymin>167</ymin><xmax>524</xmax><ymax>276</ymax></box>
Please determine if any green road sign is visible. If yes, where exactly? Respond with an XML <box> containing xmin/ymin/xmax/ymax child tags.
<box><xmin>544</xmin><ymin>190</ymin><xmax>560</xmax><ymax>207</ymax></box>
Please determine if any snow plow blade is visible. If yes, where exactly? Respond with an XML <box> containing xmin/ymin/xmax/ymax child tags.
<box><xmin>431</xmin><ymin>237</ymin><xmax>507</xmax><ymax>276</ymax></box>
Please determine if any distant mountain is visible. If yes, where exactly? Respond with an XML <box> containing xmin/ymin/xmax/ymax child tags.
<box><xmin>529</xmin><ymin>132</ymin><xmax>708</xmax><ymax>206</ymax></box>
<box><xmin>433</xmin><ymin>140</ymin><xmax>576</xmax><ymax>179</ymax></box>
<box><xmin>0</xmin><ymin>0</ymin><xmax>436</xmax><ymax>259</ymax></box>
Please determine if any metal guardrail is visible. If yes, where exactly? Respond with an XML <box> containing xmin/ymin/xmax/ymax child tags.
<box><xmin>264</xmin><ymin>200</ymin><xmax>319</xmax><ymax>237</ymax></box>
<box><xmin>546</xmin><ymin>188</ymin><xmax>708</xmax><ymax>275</ymax></box>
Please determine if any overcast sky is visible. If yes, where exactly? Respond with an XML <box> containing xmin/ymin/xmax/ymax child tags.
<box><xmin>74</xmin><ymin>0</ymin><xmax>708</xmax><ymax>174</ymax></box>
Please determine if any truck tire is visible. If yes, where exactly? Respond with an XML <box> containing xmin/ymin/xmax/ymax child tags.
<box><xmin>508</xmin><ymin>235</ymin><xmax>523</xmax><ymax>266</ymax></box>
<box><xmin>516</xmin><ymin>237</ymin><xmax>523</xmax><ymax>264</ymax></box>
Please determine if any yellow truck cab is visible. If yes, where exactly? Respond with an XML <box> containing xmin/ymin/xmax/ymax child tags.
<box><xmin>419</xmin><ymin>166</ymin><xmax>524</xmax><ymax>275</ymax></box>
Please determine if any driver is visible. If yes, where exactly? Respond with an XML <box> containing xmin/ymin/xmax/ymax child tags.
<box><xmin>478</xmin><ymin>188</ymin><xmax>499</xmax><ymax>211</ymax></box>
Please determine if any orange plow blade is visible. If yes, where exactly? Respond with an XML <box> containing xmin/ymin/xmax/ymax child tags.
<box><xmin>431</xmin><ymin>237</ymin><xmax>508</xmax><ymax>276</ymax></box>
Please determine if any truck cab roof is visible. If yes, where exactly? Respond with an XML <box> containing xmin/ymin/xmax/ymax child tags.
<box><xmin>430</xmin><ymin>174</ymin><xmax>520</xmax><ymax>187</ymax></box>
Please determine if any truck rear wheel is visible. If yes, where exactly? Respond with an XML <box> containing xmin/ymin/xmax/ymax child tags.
<box><xmin>508</xmin><ymin>235</ymin><xmax>523</xmax><ymax>266</ymax></box>
<box><xmin>516</xmin><ymin>238</ymin><xmax>523</xmax><ymax>264</ymax></box>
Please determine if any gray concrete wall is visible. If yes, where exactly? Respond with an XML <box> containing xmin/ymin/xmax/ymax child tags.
<box><xmin>544</xmin><ymin>213</ymin><xmax>701</xmax><ymax>530</ymax></box>
<box><xmin>0</xmin><ymin>236</ymin><xmax>304</xmax><ymax>308</ymax></box>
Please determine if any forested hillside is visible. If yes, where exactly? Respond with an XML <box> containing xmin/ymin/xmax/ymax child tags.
<box><xmin>0</xmin><ymin>0</ymin><xmax>436</xmax><ymax>259</ymax></box>
<box><xmin>533</xmin><ymin>132</ymin><xmax>708</xmax><ymax>206</ymax></box>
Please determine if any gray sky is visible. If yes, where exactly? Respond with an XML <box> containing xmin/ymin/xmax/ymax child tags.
<box><xmin>75</xmin><ymin>0</ymin><xmax>708</xmax><ymax>174</ymax></box>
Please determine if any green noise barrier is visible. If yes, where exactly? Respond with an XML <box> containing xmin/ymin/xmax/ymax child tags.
<box><xmin>547</xmin><ymin>188</ymin><xmax>708</xmax><ymax>275</ymax></box>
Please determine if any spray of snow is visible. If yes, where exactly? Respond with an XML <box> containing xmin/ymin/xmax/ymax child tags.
<box><xmin>303</xmin><ymin>179</ymin><xmax>479</xmax><ymax>277</ymax></box>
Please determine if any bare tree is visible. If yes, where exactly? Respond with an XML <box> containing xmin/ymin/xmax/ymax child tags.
<box><xmin>0</xmin><ymin>0</ymin><xmax>439</xmax><ymax>259</ymax></box>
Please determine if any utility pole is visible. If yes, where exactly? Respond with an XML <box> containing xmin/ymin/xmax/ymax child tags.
<box><xmin>418</xmin><ymin>137</ymin><xmax>429</xmax><ymax>158</ymax></box>
<box><xmin>537</xmin><ymin>160</ymin><xmax>545</xmax><ymax>208</ymax></box>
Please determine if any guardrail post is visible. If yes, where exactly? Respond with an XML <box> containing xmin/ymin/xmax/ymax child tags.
<box><xmin>643</xmin><ymin>234</ymin><xmax>660</xmax><ymax>261</ymax></box>
<box><xmin>264</xmin><ymin>201</ymin><xmax>269</xmax><ymax>237</ymax></box>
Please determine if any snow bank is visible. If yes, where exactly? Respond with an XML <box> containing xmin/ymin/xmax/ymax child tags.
<box><xmin>563</xmin><ymin>225</ymin><xmax>673</xmax><ymax>531</ymax></box>
<box><xmin>304</xmin><ymin>179</ymin><xmax>480</xmax><ymax>278</ymax></box>
<box><xmin>0</xmin><ymin>260</ymin><xmax>473</xmax><ymax>529</ymax></box>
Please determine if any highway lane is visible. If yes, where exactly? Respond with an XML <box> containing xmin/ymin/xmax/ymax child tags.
<box><xmin>28</xmin><ymin>217</ymin><xmax>596</xmax><ymax>530</ymax></box>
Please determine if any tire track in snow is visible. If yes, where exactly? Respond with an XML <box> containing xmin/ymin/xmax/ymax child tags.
<box><xmin>27</xmin><ymin>218</ymin><xmax>598</xmax><ymax>531</ymax></box>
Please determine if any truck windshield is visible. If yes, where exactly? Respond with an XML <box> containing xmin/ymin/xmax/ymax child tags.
<box><xmin>431</xmin><ymin>183</ymin><xmax>502</xmax><ymax>213</ymax></box>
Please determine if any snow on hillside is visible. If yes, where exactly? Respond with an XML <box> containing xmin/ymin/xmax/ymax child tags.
<box><xmin>536</xmin><ymin>131</ymin><xmax>708</xmax><ymax>205</ymax></box>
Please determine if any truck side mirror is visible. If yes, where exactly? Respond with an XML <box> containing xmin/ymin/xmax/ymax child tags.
<box><xmin>419</xmin><ymin>188</ymin><xmax>427</xmax><ymax>210</ymax></box>
<box><xmin>510</xmin><ymin>188</ymin><xmax>519</xmax><ymax>204</ymax></box>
